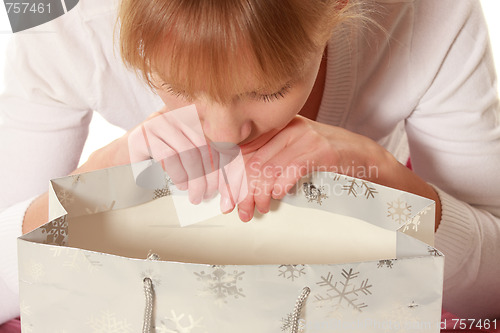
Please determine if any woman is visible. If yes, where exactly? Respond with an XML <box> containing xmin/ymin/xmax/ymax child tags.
<box><xmin>0</xmin><ymin>0</ymin><xmax>499</xmax><ymax>325</ymax></box>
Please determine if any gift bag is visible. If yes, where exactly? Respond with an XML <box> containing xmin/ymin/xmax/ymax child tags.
<box><xmin>18</xmin><ymin>161</ymin><xmax>444</xmax><ymax>332</ymax></box>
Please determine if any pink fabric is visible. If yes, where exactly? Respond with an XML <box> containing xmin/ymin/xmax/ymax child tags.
<box><xmin>406</xmin><ymin>157</ymin><xmax>413</xmax><ymax>170</ymax></box>
<box><xmin>0</xmin><ymin>318</ymin><xmax>20</xmax><ymax>333</ymax></box>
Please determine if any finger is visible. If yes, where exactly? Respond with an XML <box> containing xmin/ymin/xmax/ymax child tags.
<box><xmin>218</xmin><ymin>167</ymin><xmax>235</xmax><ymax>214</ymax></box>
<box><xmin>242</xmin><ymin>128</ymin><xmax>296</xmax><ymax>213</ymax></box>
<box><xmin>222</xmin><ymin>148</ymin><xmax>248</xmax><ymax>202</ymax></box>
<box><xmin>236</xmin><ymin>159</ymin><xmax>260</xmax><ymax>221</ymax></box>
<box><xmin>127</xmin><ymin>125</ymin><xmax>153</xmax><ymax>164</ymax></box>
<box><xmin>245</xmin><ymin>128</ymin><xmax>295</xmax><ymax>169</ymax></box>
<box><xmin>273</xmin><ymin>161</ymin><xmax>310</xmax><ymax>199</ymax></box>
<box><xmin>167</xmin><ymin>106</ymin><xmax>214</xmax><ymax>203</ymax></box>
<box><xmin>147</xmin><ymin>127</ymin><xmax>206</xmax><ymax>200</ymax></box>
<box><xmin>237</xmin><ymin>194</ymin><xmax>255</xmax><ymax>222</ymax></box>
<box><xmin>174</xmin><ymin>145</ymin><xmax>208</xmax><ymax>204</ymax></box>
<box><xmin>268</xmin><ymin>148</ymin><xmax>316</xmax><ymax>199</ymax></box>
<box><xmin>203</xmin><ymin>143</ymin><xmax>219</xmax><ymax>200</ymax></box>
<box><xmin>149</xmin><ymin>107</ymin><xmax>210</xmax><ymax>203</ymax></box>
<box><xmin>147</xmin><ymin>135</ymin><xmax>189</xmax><ymax>191</ymax></box>
<box><xmin>212</xmin><ymin>143</ymin><xmax>240</xmax><ymax>213</ymax></box>
<box><xmin>252</xmin><ymin>161</ymin><xmax>280</xmax><ymax>214</ymax></box>
<box><xmin>220</xmin><ymin>153</ymin><xmax>248</xmax><ymax>216</ymax></box>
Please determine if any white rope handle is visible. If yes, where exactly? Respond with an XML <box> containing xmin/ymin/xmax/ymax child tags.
<box><xmin>291</xmin><ymin>287</ymin><xmax>311</xmax><ymax>333</ymax></box>
<box><xmin>143</xmin><ymin>253</ymin><xmax>160</xmax><ymax>333</ymax></box>
<box><xmin>143</xmin><ymin>277</ymin><xmax>154</xmax><ymax>333</ymax></box>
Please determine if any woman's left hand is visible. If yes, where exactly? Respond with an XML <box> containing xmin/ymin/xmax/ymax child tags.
<box><xmin>235</xmin><ymin>115</ymin><xmax>396</xmax><ymax>222</ymax></box>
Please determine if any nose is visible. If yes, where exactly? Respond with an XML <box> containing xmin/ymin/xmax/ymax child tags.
<box><xmin>198</xmin><ymin>101</ymin><xmax>251</xmax><ymax>145</ymax></box>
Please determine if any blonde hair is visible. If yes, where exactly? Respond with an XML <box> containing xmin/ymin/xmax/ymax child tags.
<box><xmin>118</xmin><ymin>0</ymin><xmax>363</xmax><ymax>104</ymax></box>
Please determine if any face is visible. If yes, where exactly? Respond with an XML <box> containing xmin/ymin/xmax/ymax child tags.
<box><xmin>154</xmin><ymin>49</ymin><xmax>324</xmax><ymax>151</ymax></box>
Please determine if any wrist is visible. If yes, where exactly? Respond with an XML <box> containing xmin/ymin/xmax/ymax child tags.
<box><xmin>22</xmin><ymin>192</ymin><xmax>49</xmax><ymax>234</ymax></box>
<box><xmin>75</xmin><ymin>135</ymin><xmax>130</xmax><ymax>174</ymax></box>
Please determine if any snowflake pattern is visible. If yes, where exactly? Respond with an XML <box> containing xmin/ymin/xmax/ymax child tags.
<box><xmin>401</xmin><ymin>206</ymin><xmax>431</xmax><ymax>232</ymax></box>
<box><xmin>141</xmin><ymin>268</ymin><xmax>161</xmax><ymax>287</ymax></box>
<box><xmin>303</xmin><ymin>182</ymin><xmax>328</xmax><ymax>205</ymax></box>
<box><xmin>40</xmin><ymin>216</ymin><xmax>67</xmax><ymax>245</ymax></box>
<box><xmin>57</xmin><ymin>189</ymin><xmax>74</xmax><ymax>206</ymax></box>
<box><xmin>427</xmin><ymin>247</ymin><xmax>442</xmax><ymax>257</ymax></box>
<box><xmin>331</xmin><ymin>174</ymin><xmax>342</xmax><ymax>182</ymax></box>
<box><xmin>381</xmin><ymin>302</ymin><xmax>421</xmax><ymax>333</ymax></box>
<box><xmin>153</xmin><ymin>175</ymin><xmax>173</xmax><ymax>200</ymax></box>
<box><xmin>20</xmin><ymin>321</ymin><xmax>33</xmax><ymax>333</ymax></box>
<box><xmin>408</xmin><ymin>301</ymin><xmax>419</xmax><ymax>309</ymax></box>
<box><xmin>157</xmin><ymin>310</ymin><xmax>204</xmax><ymax>333</ymax></box>
<box><xmin>361</xmin><ymin>181</ymin><xmax>378</xmax><ymax>199</ymax></box>
<box><xmin>20</xmin><ymin>301</ymin><xmax>32</xmax><ymax>318</ymax></box>
<box><xmin>71</xmin><ymin>174</ymin><xmax>86</xmax><ymax>185</ymax></box>
<box><xmin>153</xmin><ymin>187</ymin><xmax>171</xmax><ymax>200</ymax></box>
<box><xmin>278</xmin><ymin>265</ymin><xmax>306</xmax><ymax>281</ymax></box>
<box><xmin>88</xmin><ymin>310</ymin><xmax>131</xmax><ymax>333</ymax></box>
<box><xmin>314</xmin><ymin>268</ymin><xmax>372</xmax><ymax>313</ymax></box>
<box><xmin>194</xmin><ymin>266</ymin><xmax>245</xmax><ymax>304</ymax></box>
<box><xmin>50</xmin><ymin>248</ymin><xmax>101</xmax><ymax>273</ymax></box>
<box><xmin>26</xmin><ymin>260</ymin><xmax>45</xmax><ymax>283</ymax></box>
<box><xmin>65</xmin><ymin>251</ymin><xmax>101</xmax><ymax>273</ymax></box>
<box><xmin>342</xmin><ymin>179</ymin><xmax>359</xmax><ymax>197</ymax></box>
<box><xmin>377</xmin><ymin>259</ymin><xmax>396</xmax><ymax>269</ymax></box>
<box><xmin>50</xmin><ymin>247</ymin><xmax>64</xmax><ymax>257</ymax></box>
<box><xmin>387</xmin><ymin>199</ymin><xmax>412</xmax><ymax>224</ymax></box>
<box><xmin>281</xmin><ymin>313</ymin><xmax>306</xmax><ymax>333</ymax></box>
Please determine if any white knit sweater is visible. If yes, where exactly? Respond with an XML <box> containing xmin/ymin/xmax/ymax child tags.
<box><xmin>1</xmin><ymin>0</ymin><xmax>499</xmax><ymax>323</ymax></box>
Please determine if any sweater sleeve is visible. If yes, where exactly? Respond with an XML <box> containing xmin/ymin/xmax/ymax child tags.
<box><xmin>0</xmin><ymin>7</ymin><xmax>97</xmax><ymax>324</ymax></box>
<box><xmin>405</xmin><ymin>0</ymin><xmax>500</xmax><ymax>319</ymax></box>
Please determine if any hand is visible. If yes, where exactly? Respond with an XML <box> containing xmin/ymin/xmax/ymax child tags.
<box><xmin>235</xmin><ymin>115</ymin><xmax>394</xmax><ymax>221</ymax></box>
<box><xmin>127</xmin><ymin>104</ymin><xmax>219</xmax><ymax>204</ymax></box>
<box><xmin>127</xmin><ymin>104</ymin><xmax>248</xmax><ymax>211</ymax></box>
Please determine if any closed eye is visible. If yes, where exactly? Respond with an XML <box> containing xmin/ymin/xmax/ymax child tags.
<box><xmin>249</xmin><ymin>82</ymin><xmax>292</xmax><ymax>103</ymax></box>
<box><xmin>161</xmin><ymin>81</ymin><xmax>293</xmax><ymax>103</ymax></box>
<box><xmin>161</xmin><ymin>83</ymin><xmax>192</xmax><ymax>100</ymax></box>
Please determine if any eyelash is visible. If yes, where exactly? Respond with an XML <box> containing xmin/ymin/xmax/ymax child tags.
<box><xmin>161</xmin><ymin>82</ymin><xmax>292</xmax><ymax>103</ymax></box>
<box><xmin>253</xmin><ymin>83</ymin><xmax>292</xmax><ymax>103</ymax></box>
<box><xmin>162</xmin><ymin>84</ymin><xmax>193</xmax><ymax>101</ymax></box>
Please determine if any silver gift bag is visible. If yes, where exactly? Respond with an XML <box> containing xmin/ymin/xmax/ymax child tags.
<box><xmin>18</xmin><ymin>161</ymin><xmax>444</xmax><ymax>332</ymax></box>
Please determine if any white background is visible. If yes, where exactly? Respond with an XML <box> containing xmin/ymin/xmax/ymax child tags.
<box><xmin>0</xmin><ymin>1</ymin><xmax>499</xmax><ymax>166</ymax></box>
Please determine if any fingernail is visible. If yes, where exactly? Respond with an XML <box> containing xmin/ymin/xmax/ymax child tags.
<box><xmin>256</xmin><ymin>206</ymin><xmax>269</xmax><ymax>214</ymax></box>
<box><xmin>176</xmin><ymin>182</ymin><xmax>187</xmax><ymax>191</ymax></box>
<box><xmin>191</xmin><ymin>196</ymin><xmax>202</xmax><ymax>205</ymax></box>
<box><xmin>239</xmin><ymin>209</ymin><xmax>250</xmax><ymax>222</ymax></box>
<box><xmin>203</xmin><ymin>192</ymin><xmax>217</xmax><ymax>201</ymax></box>
<box><xmin>272</xmin><ymin>184</ymin><xmax>281</xmax><ymax>198</ymax></box>
<box><xmin>221</xmin><ymin>197</ymin><xmax>234</xmax><ymax>213</ymax></box>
